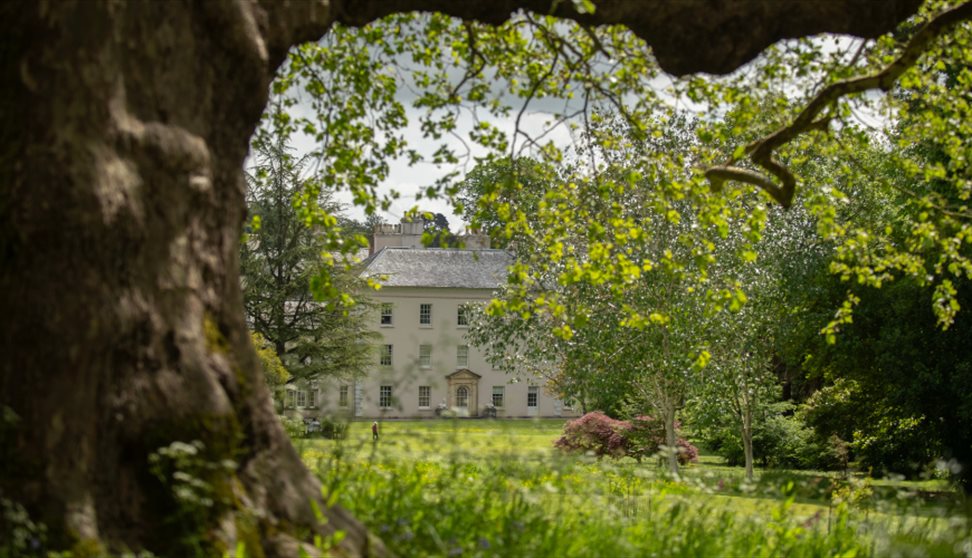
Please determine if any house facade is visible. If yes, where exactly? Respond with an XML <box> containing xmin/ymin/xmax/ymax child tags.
<box><xmin>282</xmin><ymin>229</ymin><xmax>578</xmax><ymax>420</ymax></box>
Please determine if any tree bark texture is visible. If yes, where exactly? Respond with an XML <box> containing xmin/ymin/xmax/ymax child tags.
<box><xmin>0</xmin><ymin>1</ymin><xmax>373</xmax><ymax>555</ymax></box>
<box><xmin>0</xmin><ymin>0</ymin><xmax>921</xmax><ymax>555</ymax></box>
<box><xmin>334</xmin><ymin>0</ymin><xmax>922</xmax><ymax>75</ymax></box>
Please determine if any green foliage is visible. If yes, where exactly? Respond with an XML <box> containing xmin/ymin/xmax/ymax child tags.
<box><xmin>241</xmin><ymin>128</ymin><xmax>377</xmax><ymax>382</ymax></box>
<box><xmin>463</xmin><ymin>127</ymin><xmax>733</xmax><ymax>465</ymax></box>
<box><xmin>625</xmin><ymin>415</ymin><xmax>699</xmax><ymax>465</ymax></box>
<box><xmin>700</xmin><ymin>402</ymin><xmax>843</xmax><ymax>471</ymax></box>
<box><xmin>280</xmin><ymin>416</ymin><xmax>349</xmax><ymax>440</ymax></box>
<box><xmin>792</xmin><ymin>272</ymin><xmax>972</xmax><ymax>484</ymax></box>
<box><xmin>269</xmin><ymin>2</ymin><xmax>972</xmax><ymax>347</ymax></box>
<box><xmin>302</xmin><ymin>421</ymin><xmax>966</xmax><ymax>558</ymax></box>
<box><xmin>419</xmin><ymin>211</ymin><xmax>456</xmax><ymax>247</ymax></box>
<box><xmin>1</xmin><ymin>496</ymin><xmax>47</xmax><ymax>557</ymax></box>
<box><xmin>147</xmin><ymin>441</ymin><xmax>237</xmax><ymax>554</ymax></box>
<box><xmin>278</xmin><ymin>416</ymin><xmax>307</xmax><ymax>440</ymax></box>
<box><xmin>250</xmin><ymin>331</ymin><xmax>290</xmax><ymax>388</ymax></box>
<box><xmin>454</xmin><ymin>157</ymin><xmax>556</xmax><ymax>248</ymax></box>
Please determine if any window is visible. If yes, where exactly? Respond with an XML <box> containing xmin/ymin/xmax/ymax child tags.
<box><xmin>419</xmin><ymin>303</ymin><xmax>432</xmax><ymax>326</ymax></box>
<box><xmin>418</xmin><ymin>386</ymin><xmax>431</xmax><ymax>408</ymax></box>
<box><xmin>307</xmin><ymin>389</ymin><xmax>317</xmax><ymax>408</ymax></box>
<box><xmin>457</xmin><ymin>305</ymin><xmax>469</xmax><ymax>326</ymax></box>
<box><xmin>419</xmin><ymin>344</ymin><xmax>432</xmax><ymax>368</ymax></box>
<box><xmin>380</xmin><ymin>344</ymin><xmax>392</xmax><ymax>366</ymax></box>
<box><xmin>492</xmin><ymin>385</ymin><xmax>505</xmax><ymax>408</ymax></box>
<box><xmin>456</xmin><ymin>345</ymin><xmax>469</xmax><ymax>368</ymax></box>
<box><xmin>380</xmin><ymin>303</ymin><xmax>393</xmax><ymax>326</ymax></box>
<box><xmin>339</xmin><ymin>386</ymin><xmax>349</xmax><ymax>407</ymax></box>
<box><xmin>286</xmin><ymin>390</ymin><xmax>296</xmax><ymax>409</ymax></box>
<box><xmin>527</xmin><ymin>386</ymin><xmax>539</xmax><ymax>408</ymax></box>
<box><xmin>379</xmin><ymin>385</ymin><xmax>393</xmax><ymax>408</ymax></box>
<box><xmin>296</xmin><ymin>390</ymin><xmax>307</xmax><ymax>407</ymax></box>
<box><xmin>456</xmin><ymin>386</ymin><xmax>469</xmax><ymax>408</ymax></box>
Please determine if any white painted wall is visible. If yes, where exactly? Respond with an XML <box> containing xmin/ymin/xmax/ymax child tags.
<box><xmin>294</xmin><ymin>285</ymin><xmax>578</xmax><ymax>419</ymax></box>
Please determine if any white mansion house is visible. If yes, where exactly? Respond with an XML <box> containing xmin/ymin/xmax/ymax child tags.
<box><xmin>283</xmin><ymin>220</ymin><xmax>579</xmax><ymax>420</ymax></box>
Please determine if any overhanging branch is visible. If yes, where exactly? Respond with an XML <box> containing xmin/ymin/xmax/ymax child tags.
<box><xmin>706</xmin><ymin>1</ymin><xmax>972</xmax><ymax>208</ymax></box>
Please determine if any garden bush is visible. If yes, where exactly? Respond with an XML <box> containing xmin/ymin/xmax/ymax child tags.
<box><xmin>626</xmin><ymin>416</ymin><xmax>699</xmax><ymax>465</ymax></box>
<box><xmin>555</xmin><ymin>412</ymin><xmax>698</xmax><ymax>464</ymax></box>
<box><xmin>554</xmin><ymin>411</ymin><xmax>628</xmax><ymax>457</ymax></box>
<box><xmin>279</xmin><ymin>416</ymin><xmax>348</xmax><ymax>439</ymax></box>
<box><xmin>697</xmin><ymin>402</ymin><xmax>845</xmax><ymax>471</ymax></box>
<box><xmin>801</xmin><ymin>381</ymin><xmax>939</xmax><ymax>477</ymax></box>
<box><xmin>278</xmin><ymin>416</ymin><xmax>306</xmax><ymax>439</ymax></box>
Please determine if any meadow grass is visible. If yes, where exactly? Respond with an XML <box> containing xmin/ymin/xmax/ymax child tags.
<box><xmin>297</xmin><ymin>419</ymin><xmax>971</xmax><ymax>557</ymax></box>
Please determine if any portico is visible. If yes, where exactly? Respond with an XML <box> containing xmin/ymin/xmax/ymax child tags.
<box><xmin>446</xmin><ymin>369</ymin><xmax>482</xmax><ymax>416</ymax></box>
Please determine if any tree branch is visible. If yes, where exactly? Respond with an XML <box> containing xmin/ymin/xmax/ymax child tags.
<box><xmin>706</xmin><ymin>1</ymin><xmax>972</xmax><ymax>208</ymax></box>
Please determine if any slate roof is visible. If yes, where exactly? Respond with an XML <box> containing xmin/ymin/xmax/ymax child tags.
<box><xmin>360</xmin><ymin>247</ymin><xmax>512</xmax><ymax>289</ymax></box>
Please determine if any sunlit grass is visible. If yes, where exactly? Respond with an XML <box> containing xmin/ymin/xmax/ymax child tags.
<box><xmin>297</xmin><ymin>419</ymin><xmax>969</xmax><ymax>557</ymax></box>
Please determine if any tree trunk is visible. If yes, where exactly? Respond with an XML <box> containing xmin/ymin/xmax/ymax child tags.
<box><xmin>0</xmin><ymin>2</ymin><xmax>377</xmax><ymax>555</ymax></box>
<box><xmin>742</xmin><ymin>405</ymin><xmax>755</xmax><ymax>483</ymax></box>
<box><xmin>662</xmin><ymin>407</ymin><xmax>679</xmax><ymax>475</ymax></box>
<box><xmin>0</xmin><ymin>0</ymin><xmax>923</xmax><ymax>554</ymax></box>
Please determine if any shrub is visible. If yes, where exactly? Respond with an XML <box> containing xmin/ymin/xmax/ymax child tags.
<box><xmin>319</xmin><ymin>417</ymin><xmax>349</xmax><ymax>440</ymax></box>
<box><xmin>626</xmin><ymin>416</ymin><xmax>698</xmax><ymax>465</ymax></box>
<box><xmin>675</xmin><ymin>437</ymin><xmax>700</xmax><ymax>464</ymax></box>
<box><xmin>851</xmin><ymin>414</ymin><xmax>937</xmax><ymax>477</ymax></box>
<box><xmin>280</xmin><ymin>416</ymin><xmax>349</xmax><ymax>439</ymax></box>
<box><xmin>554</xmin><ymin>411</ymin><xmax>628</xmax><ymax>457</ymax></box>
<box><xmin>279</xmin><ymin>416</ymin><xmax>306</xmax><ymax>439</ymax></box>
<box><xmin>698</xmin><ymin>406</ymin><xmax>841</xmax><ymax>470</ymax></box>
<box><xmin>555</xmin><ymin>412</ymin><xmax>698</xmax><ymax>464</ymax></box>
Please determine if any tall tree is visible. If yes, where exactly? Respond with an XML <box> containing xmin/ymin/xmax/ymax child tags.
<box><xmin>241</xmin><ymin>129</ymin><xmax>375</xmax><ymax>382</ymax></box>
<box><xmin>466</xmin><ymin>121</ymin><xmax>728</xmax><ymax>474</ymax></box>
<box><xmin>689</xmin><ymin>259</ymin><xmax>784</xmax><ymax>482</ymax></box>
<box><xmin>421</xmin><ymin>211</ymin><xmax>455</xmax><ymax>247</ymax></box>
<box><xmin>455</xmin><ymin>157</ymin><xmax>554</xmax><ymax>248</ymax></box>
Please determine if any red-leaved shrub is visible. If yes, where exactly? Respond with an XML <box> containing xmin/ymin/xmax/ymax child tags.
<box><xmin>556</xmin><ymin>412</ymin><xmax>699</xmax><ymax>464</ymax></box>
<box><xmin>554</xmin><ymin>411</ymin><xmax>629</xmax><ymax>457</ymax></box>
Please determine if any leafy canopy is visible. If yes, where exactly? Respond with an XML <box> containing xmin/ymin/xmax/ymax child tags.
<box><xmin>266</xmin><ymin>1</ymin><xmax>972</xmax><ymax>339</ymax></box>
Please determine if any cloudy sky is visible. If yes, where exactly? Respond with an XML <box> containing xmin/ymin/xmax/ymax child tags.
<box><xmin>283</xmin><ymin>73</ymin><xmax>595</xmax><ymax>231</ymax></box>
<box><xmin>277</xmin><ymin>30</ymin><xmax>879</xmax><ymax>232</ymax></box>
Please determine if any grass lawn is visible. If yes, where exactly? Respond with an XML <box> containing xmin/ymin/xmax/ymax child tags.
<box><xmin>295</xmin><ymin>419</ymin><xmax>969</xmax><ymax>557</ymax></box>
<box><xmin>302</xmin><ymin>418</ymin><xmax>566</xmax><ymax>458</ymax></box>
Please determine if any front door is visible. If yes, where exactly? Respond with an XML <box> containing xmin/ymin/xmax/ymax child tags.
<box><xmin>446</xmin><ymin>369</ymin><xmax>481</xmax><ymax>417</ymax></box>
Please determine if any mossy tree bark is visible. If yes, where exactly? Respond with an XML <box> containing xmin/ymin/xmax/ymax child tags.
<box><xmin>0</xmin><ymin>0</ymin><xmax>920</xmax><ymax>555</ymax></box>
